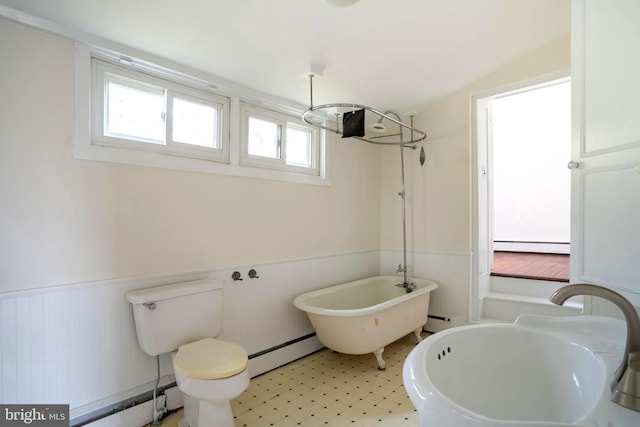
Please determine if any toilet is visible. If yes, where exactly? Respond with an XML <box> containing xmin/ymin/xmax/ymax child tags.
<box><xmin>126</xmin><ymin>279</ymin><xmax>249</xmax><ymax>427</ymax></box>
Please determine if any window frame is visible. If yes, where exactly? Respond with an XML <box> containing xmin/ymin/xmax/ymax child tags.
<box><xmin>73</xmin><ymin>42</ymin><xmax>329</xmax><ymax>186</ymax></box>
<box><xmin>92</xmin><ymin>59</ymin><xmax>230</xmax><ymax>163</ymax></box>
<box><xmin>240</xmin><ymin>103</ymin><xmax>320</xmax><ymax>176</ymax></box>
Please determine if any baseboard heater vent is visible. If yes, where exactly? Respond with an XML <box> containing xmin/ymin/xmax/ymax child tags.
<box><xmin>70</xmin><ymin>332</ymin><xmax>318</xmax><ymax>426</ymax></box>
<box><xmin>424</xmin><ymin>312</ymin><xmax>457</xmax><ymax>333</ymax></box>
<box><xmin>70</xmin><ymin>383</ymin><xmax>175</xmax><ymax>427</ymax></box>
<box><xmin>428</xmin><ymin>314</ymin><xmax>451</xmax><ymax>322</ymax></box>
<box><xmin>249</xmin><ymin>332</ymin><xmax>317</xmax><ymax>359</ymax></box>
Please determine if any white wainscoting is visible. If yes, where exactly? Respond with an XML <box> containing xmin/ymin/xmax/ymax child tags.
<box><xmin>0</xmin><ymin>250</ymin><xmax>379</xmax><ymax>425</ymax></box>
<box><xmin>379</xmin><ymin>249</ymin><xmax>473</xmax><ymax>328</ymax></box>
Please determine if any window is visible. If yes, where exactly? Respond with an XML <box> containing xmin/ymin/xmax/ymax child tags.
<box><xmin>92</xmin><ymin>59</ymin><xmax>229</xmax><ymax>163</ymax></box>
<box><xmin>74</xmin><ymin>43</ymin><xmax>328</xmax><ymax>185</ymax></box>
<box><xmin>241</xmin><ymin>104</ymin><xmax>319</xmax><ymax>175</ymax></box>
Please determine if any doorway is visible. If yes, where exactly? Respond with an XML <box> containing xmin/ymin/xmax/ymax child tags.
<box><xmin>491</xmin><ymin>79</ymin><xmax>571</xmax><ymax>281</ymax></box>
<box><xmin>474</xmin><ymin>76</ymin><xmax>571</xmax><ymax>304</ymax></box>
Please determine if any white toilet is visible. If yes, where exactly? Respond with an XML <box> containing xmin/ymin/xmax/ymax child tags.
<box><xmin>126</xmin><ymin>279</ymin><xmax>249</xmax><ymax>427</ymax></box>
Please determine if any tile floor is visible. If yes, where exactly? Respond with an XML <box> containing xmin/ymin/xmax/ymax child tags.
<box><xmin>149</xmin><ymin>332</ymin><xmax>425</xmax><ymax>427</ymax></box>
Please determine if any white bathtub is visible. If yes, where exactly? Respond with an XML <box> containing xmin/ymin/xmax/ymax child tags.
<box><xmin>293</xmin><ymin>275</ymin><xmax>438</xmax><ymax>370</ymax></box>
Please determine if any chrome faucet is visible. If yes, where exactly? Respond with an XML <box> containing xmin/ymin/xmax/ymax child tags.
<box><xmin>396</xmin><ymin>264</ymin><xmax>407</xmax><ymax>273</ymax></box>
<box><xmin>550</xmin><ymin>283</ymin><xmax>640</xmax><ymax>412</ymax></box>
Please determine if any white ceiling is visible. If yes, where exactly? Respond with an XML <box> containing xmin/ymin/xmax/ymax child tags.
<box><xmin>0</xmin><ymin>0</ymin><xmax>570</xmax><ymax>113</ymax></box>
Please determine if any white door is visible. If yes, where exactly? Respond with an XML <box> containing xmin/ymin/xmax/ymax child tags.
<box><xmin>571</xmin><ymin>0</ymin><xmax>640</xmax><ymax>305</ymax></box>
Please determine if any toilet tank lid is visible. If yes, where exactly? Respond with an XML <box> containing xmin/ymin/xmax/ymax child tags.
<box><xmin>126</xmin><ymin>279</ymin><xmax>222</xmax><ymax>304</ymax></box>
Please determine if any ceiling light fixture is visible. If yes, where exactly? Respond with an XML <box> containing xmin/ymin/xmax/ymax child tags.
<box><xmin>324</xmin><ymin>0</ymin><xmax>360</xmax><ymax>8</ymax></box>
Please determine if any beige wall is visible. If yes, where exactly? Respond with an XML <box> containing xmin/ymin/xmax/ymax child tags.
<box><xmin>380</xmin><ymin>34</ymin><xmax>571</xmax><ymax>257</ymax></box>
<box><xmin>0</xmin><ymin>18</ymin><xmax>381</xmax><ymax>292</ymax></box>
<box><xmin>0</xmin><ymin>15</ymin><xmax>570</xmax><ymax>294</ymax></box>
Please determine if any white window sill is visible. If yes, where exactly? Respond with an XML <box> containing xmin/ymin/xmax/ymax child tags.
<box><xmin>73</xmin><ymin>142</ymin><xmax>331</xmax><ymax>186</ymax></box>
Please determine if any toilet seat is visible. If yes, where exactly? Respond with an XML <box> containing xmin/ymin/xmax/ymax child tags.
<box><xmin>173</xmin><ymin>337</ymin><xmax>248</xmax><ymax>380</ymax></box>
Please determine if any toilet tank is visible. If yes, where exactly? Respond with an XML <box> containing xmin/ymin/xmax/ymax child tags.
<box><xmin>126</xmin><ymin>279</ymin><xmax>223</xmax><ymax>356</ymax></box>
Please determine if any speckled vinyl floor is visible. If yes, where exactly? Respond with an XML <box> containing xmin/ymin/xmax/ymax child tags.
<box><xmin>151</xmin><ymin>332</ymin><xmax>426</xmax><ymax>427</ymax></box>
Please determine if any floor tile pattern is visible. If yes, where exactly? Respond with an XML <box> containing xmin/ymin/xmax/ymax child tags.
<box><xmin>149</xmin><ymin>332</ymin><xmax>424</xmax><ymax>427</ymax></box>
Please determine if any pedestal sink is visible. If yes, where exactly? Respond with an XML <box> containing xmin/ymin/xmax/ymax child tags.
<box><xmin>403</xmin><ymin>315</ymin><xmax>639</xmax><ymax>426</ymax></box>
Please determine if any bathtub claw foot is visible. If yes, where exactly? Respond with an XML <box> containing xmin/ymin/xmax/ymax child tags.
<box><xmin>373</xmin><ymin>348</ymin><xmax>386</xmax><ymax>370</ymax></box>
<box><xmin>414</xmin><ymin>327</ymin><xmax>423</xmax><ymax>344</ymax></box>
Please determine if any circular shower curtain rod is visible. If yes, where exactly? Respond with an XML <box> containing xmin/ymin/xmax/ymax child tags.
<box><xmin>301</xmin><ymin>76</ymin><xmax>427</xmax><ymax>147</ymax></box>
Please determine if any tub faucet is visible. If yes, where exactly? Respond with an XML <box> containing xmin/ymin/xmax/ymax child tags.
<box><xmin>396</xmin><ymin>264</ymin><xmax>406</xmax><ymax>273</ymax></box>
<box><xmin>395</xmin><ymin>281</ymin><xmax>416</xmax><ymax>293</ymax></box>
<box><xmin>550</xmin><ymin>283</ymin><xmax>640</xmax><ymax>412</ymax></box>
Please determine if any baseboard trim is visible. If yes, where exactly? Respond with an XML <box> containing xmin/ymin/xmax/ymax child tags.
<box><xmin>249</xmin><ymin>333</ymin><xmax>317</xmax><ymax>359</ymax></box>
<box><xmin>72</xmin><ymin>333</ymin><xmax>322</xmax><ymax>426</ymax></box>
<box><xmin>70</xmin><ymin>384</ymin><xmax>173</xmax><ymax>427</ymax></box>
<box><xmin>248</xmin><ymin>333</ymin><xmax>323</xmax><ymax>378</ymax></box>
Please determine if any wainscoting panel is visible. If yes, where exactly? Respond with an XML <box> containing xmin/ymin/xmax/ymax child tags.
<box><xmin>379</xmin><ymin>249</ymin><xmax>472</xmax><ymax>327</ymax></box>
<box><xmin>0</xmin><ymin>279</ymin><xmax>172</xmax><ymax>417</ymax></box>
<box><xmin>0</xmin><ymin>250</ymin><xmax>379</xmax><ymax>424</ymax></box>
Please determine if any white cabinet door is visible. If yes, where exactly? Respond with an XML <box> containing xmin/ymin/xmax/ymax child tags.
<box><xmin>571</xmin><ymin>0</ymin><xmax>640</xmax><ymax>296</ymax></box>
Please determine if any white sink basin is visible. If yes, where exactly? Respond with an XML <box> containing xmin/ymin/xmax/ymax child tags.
<box><xmin>403</xmin><ymin>315</ymin><xmax>639</xmax><ymax>426</ymax></box>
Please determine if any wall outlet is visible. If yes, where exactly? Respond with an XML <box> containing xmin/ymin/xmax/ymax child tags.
<box><xmin>424</xmin><ymin>312</ymin><xmax>457</xmax><ymax>333</ymax></box>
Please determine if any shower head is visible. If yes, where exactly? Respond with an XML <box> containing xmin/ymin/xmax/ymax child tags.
<box><xmin>369</xmin><ymin>120</ymin><xmax>387</xmax><ymax>133</ymax></box>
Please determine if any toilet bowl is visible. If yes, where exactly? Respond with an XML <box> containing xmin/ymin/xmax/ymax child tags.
<box><xmin>125</xmin><ymin>279</ymin><xmax>250</xmax><ymax>427</ymax></box>
<box><xmin>171</xmin><ymin>337</ymin><xmax>250</xmax><ymax>427</ymax></box>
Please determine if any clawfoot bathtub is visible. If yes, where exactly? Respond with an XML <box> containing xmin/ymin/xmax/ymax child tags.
<box><xmin>293</xmin><ymin>276</ymin><xmax>438</xmax><ymax>370</ymax></box>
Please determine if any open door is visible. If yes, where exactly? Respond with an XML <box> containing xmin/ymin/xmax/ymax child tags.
<box><xmin>476</xmin><ymin>97</ymin><xmax>493</xmax><ymax>308</ymax></box>
<box><xmin>571</xmin><ymin>0</ymin><xmax>640</xmax><ymax>308</ymax></box>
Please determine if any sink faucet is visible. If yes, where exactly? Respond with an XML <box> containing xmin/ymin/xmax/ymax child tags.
<box><xmin>550</xmin><ymin>283</ymin><xmax>640</xmax><ymax>412</ymax></box>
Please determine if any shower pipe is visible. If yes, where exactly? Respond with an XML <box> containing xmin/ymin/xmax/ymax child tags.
<box><xmin>301</xmin><ymin>75</ymin><xmax>427</xmax><ymax>147</ymax></box>
<box><xmin>301</xmin><ymin>75</ymin><xmax>424</xmax><ymax>286</ymax></box>
<box><xmin>386</xmin><ymin>110</ymin><xmax>410</xmax><ymax>287</ymax></box>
